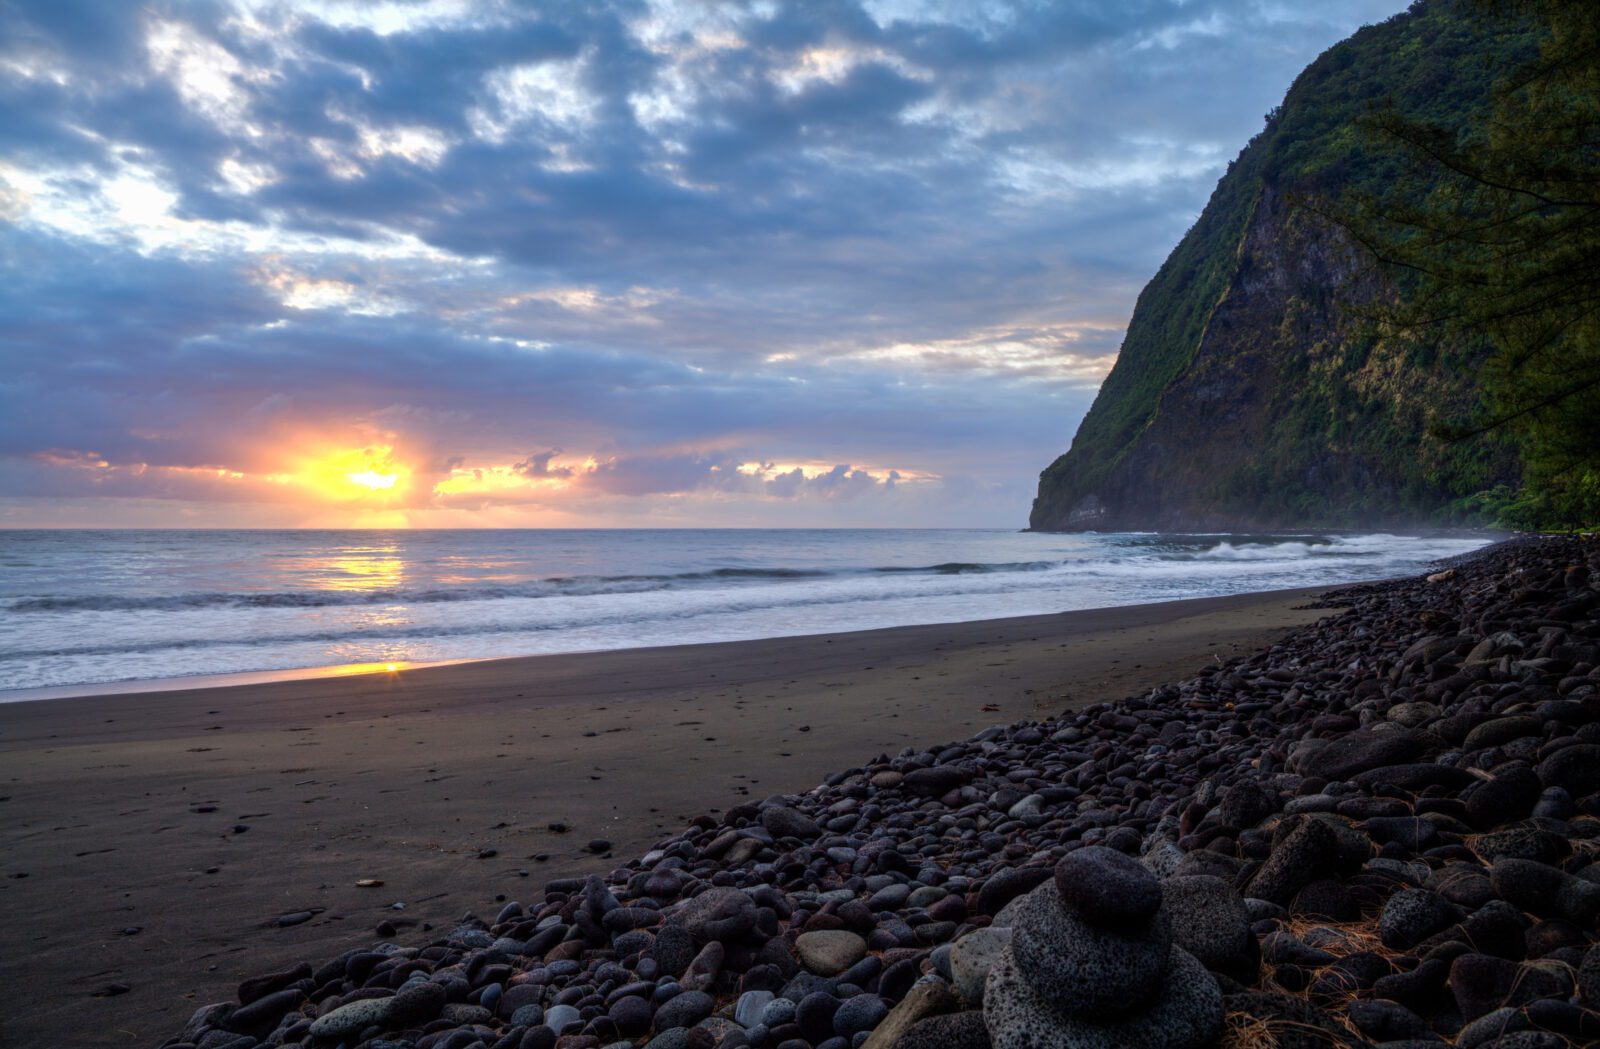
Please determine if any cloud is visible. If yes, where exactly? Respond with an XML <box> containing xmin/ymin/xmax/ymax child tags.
<box><xmin>512</xmin><ymin>449</ymin><xmax>573</xmax><ymax>479</ymax></box>
<box><xmin>0</xmin><ymin>0</ymin><xmax>1411</xmax><ymax>525</ymax></box>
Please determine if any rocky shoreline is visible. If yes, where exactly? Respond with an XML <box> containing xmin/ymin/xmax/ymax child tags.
<box><xmin>163</xmin><ymin>535</ymin><xmax>1600</xmax><ymax>1049</ymax></box>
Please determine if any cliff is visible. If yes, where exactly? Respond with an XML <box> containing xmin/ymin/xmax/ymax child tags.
<box><xmin>1029</xmin><ymin>0</ymin><xmax>1528</xmax><ymax>532</ymax></box>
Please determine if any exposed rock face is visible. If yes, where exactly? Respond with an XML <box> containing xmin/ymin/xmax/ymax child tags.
<box><xmin>1029</xmin><ymin>2</ymin><xmax>1523</xmax><ymax>532</ymax></box>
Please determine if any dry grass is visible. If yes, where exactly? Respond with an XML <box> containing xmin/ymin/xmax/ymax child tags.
<box><xmin>1220</xmin><ymin>1010</ymin><xmax>1281</xmax><ymax>1049</ymax></box>
<box><xmin>1219</xmin><ymin>1008</ymin><xmax>1356</xmax><ymax>1048</ymax></box>
<box><xmin>1279</xmin><ymin>913</ymin><xmax>1405</xmax><ymax>962</ymax></box>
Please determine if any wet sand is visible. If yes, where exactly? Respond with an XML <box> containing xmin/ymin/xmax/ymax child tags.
<box><xmin>0</xmin><ymin>587</ymin><xmax>1333</xmax><ymax>1048</ymax></box>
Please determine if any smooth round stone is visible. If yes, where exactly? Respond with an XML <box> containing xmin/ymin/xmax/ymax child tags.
<box><xmin>608</xmin><ymin>995</ymin><xmax>653</xmax><ymax>1036</ymax></box>
<box><xmin>1053</xmin><ymin>846</ymin><xmax>1163</xmax><ymax>928</ymax></box>
<box><xmin>896</xmin><ymin>1011</ymin><xmax>992</xmax><ymax>1049</ymax></box>
<box><xmin>867</xmin><ymin>884</ymin><xmax>910</xmax><ymax>910</ymax></box>
<box><xmin>796</xmin><ymin>991</ymin><xmax>841</xmax><ymax>1042</ymax></box>
<box><xmin>735</xmin><ymin>990</ymin><xmax>775</xmax><ymax>1028</ymax></box>
<box><xmin>510</xmin><ymin>1003</ymin><xmax>544</xmax><ymax>1026</ymax></box>
<box><xmin>1009</xmin><ymin>882</ymin><xmax>1171</xmax><ymax>1019</ymax></box>
<box><xmin>1161</xmin><ymin>876</ymin><xmax>1250</xmax><ymax>968</ymax></box>
<box><xmin>389</xmin><ymin>980</ymin><xmax>447</xmax><ymax>1025</ymax></box>
<box><xmin>760</xmin><ymin>997</ymin><xmax>797</xmax><ymax>1027</ymax></box>
<box><xmin>543</xmin><ymin>1003</ymin><xmax>582</xmax><ymax>1033</ymax></box>
<box><xmin>795</xmin><ymin>931</ymin><xmax>867</xmax><ymax>976</ymax></box>
<box><xmin>949</xmin><ymin>927</ymin><xmax>1012</xmax><ymax>1004</ymax></box>
<box><xmin>1379</xmin><ymin>888</ymin><xmax>1458</xmax><ymax>951</ymax></box>
<box><xmin>832</xmin><ymin>995</ymin><xmax>888</xmax><ymax>1037</ymax></box>
<box><xmin>654</xmin><ymin>989</ymin><xmax>714</xmax><ymax>1030</ymax></box>
<box><xmin>308</xmin><ymin>997</ymin><xmax>393</xmax><ymax>1038</ymax></box>
<box><xmin>985</xmin><ymin>945</ymin><xmax>1222</xmax><ymax>1049</ymax></box>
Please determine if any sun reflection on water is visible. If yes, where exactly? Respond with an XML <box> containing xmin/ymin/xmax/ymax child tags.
<box><xmin>316</xmin><ymin>546</ymin><xmax>405</xmax><ymax>593</ymax></box>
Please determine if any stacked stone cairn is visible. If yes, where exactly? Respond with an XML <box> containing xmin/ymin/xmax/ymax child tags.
<box><xmin>981</xmin><ymin>845</ymin><xmax>1225</xmax><ymax>1048</ymax></box>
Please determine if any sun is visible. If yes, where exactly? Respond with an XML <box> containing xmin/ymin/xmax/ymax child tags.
<box><xmin>346</xmin><ymin>470</ymin><xmax>397</xmax><ymax>490</ymax></box>
<box><xmin>295</xmin><ymin>445</ymin><xmax>408</xmax><ymax>502</ymax></box>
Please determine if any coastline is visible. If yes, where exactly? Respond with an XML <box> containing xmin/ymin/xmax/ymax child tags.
<box><xmin>0</xmin><ymin>586</ymin><xmax>1332</xmax><ymax>1048</ymax></box>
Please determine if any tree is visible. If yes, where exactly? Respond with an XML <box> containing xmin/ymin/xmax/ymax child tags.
<box><xmin>1334</xmin><ymin>0</ymin><xmax>1600</xmax><ymax>527</ymax></box>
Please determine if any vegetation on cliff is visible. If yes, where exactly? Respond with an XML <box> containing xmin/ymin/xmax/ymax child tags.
<box><xmin>1029</xmin><ymin>0</ymin><xmax>1590</xmax><ymax>531</ymax></box>
<box><xmin>1337</xmin><ymin>0</ymin><xmax>1600</xmax><ymax>528</ymax></box>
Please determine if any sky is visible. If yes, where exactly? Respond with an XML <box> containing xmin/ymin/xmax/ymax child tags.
<box><xmin>0</xmin><ymin>0</ymin><xmax>1409</xmax><ymax>528</ymax></box>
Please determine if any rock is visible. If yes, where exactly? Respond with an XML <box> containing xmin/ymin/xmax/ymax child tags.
<box><xmin>1297</xmin><ymin>728</ymin><xmax>1422</xmax><ymax>781</ymax></box>
<box><xmin>666</xmin><ymin>888</ymin><xmax>757</xmax><ymax>945</ymax></box>
<box><xmin>1380</xmin><ymin>888</ymin><xmax>1459</xmax><ymax>950</ymax></box>
<box><xmin>1246</xmin><ymin>818</ymin><xmax>1340</xmax><ymax>905</ymax></box>
<box><xmin>949</xmin><ymin>927</ymin><xmax>1012</xmax><ymax>1004</ymax></box>
<box><xmin>904</xmin><ymin>767</ymin><xmax>970</xmax><ymax>798</ymax></box>
<box><xmin>1537</xmin><ymin>744</ymin><xmax>1600</xmax><ymax>796</ymax></box>
<box><xmin>1580</xmin><ymin>945</ymin><xmax>1600</xmax><ymax>1007</ymax></box>
<box><xmin>984</xmin><ymin>944</ymin><xmax>1221</xmax><ymax>1049</ymax></box>
<box><xmin>1161</xmin><ymin>876</ymin><xmax>1249</xmax><ymax>969</ymax></box>
<box><xmin>735</xmin><ymin>990</ymin><xmax>775</xmax><ymax>1028</ymax></box>
<box><xmin>832</xmin><ymin>995</ymin><xmax>888</xmax><ymax>1037</ymax></box>
<box><xmin>1450</xmin><ymin>953</ymin><xmax>1520</xmax><ymax>1022</ymax></box>
<box><xmin>1052</xmin><ymin>846</ymin><xmax>1163</xmax><ymax>928</ymax></box>
<box><xmin>1464</xmin><ymin>716</ymin><xmax>1544</xmax><ymax>752</ymax></box>
<box><xmin>544</xmin><ymin>1003</ymin><xmax>582</xmax><ymax>1033</ymax></box>
<box><xmin>226</xmin><ymin>988</ymin><xmax>304</xmax><ymax>1035</ymax></box>
<box><xmin>1491</xmin><ymin>858</ymin><xmax>1600</xmax><ymax>925</ymax></box>
<box><xmin>893</xmin><ymin>1010</ymin><xmax>992</xmax><ymax>1049</ymax></box>
<box><xmin>654</xmin><ymin>990</ymin><xmax>714</xmax><ymax>1031</ymax></box>
<box><xmin>1473</xmin><ymin>824</ymin><xmax>1569</xmax><ymax>865</ymax></box>
<box><xmin>1291</xmin><ymin>878</ymin><xmax>1358</xmax><ymax>922</ymax></box>
<box><xmin>609</xmin><ymin>996</ymin><xmax>653</xmax><ymax>1036</ymax></box>
<box><xmin>645</xmin><ymin>1030</ymin><xmax>691</xmax><ymax>1049</ymax></box>
<box><xmin>681</xmin><ymin>941</ymin><xmax>725</xmax><ymax>992</ymax></box>
<box><xmin>975</xmin><ymin>866</ymin><xmax>1053</xmax><ymax>917</ymax></box>
<box><xmin>795</xmin><ymin>931</ymin><xmax>867</xmax><ymax>976</ymax></box>
<box><xmin>760</xmin><ymin>997</ymin><xmax>798</xmax><ymax>1028</ymax></box>
<box><xmin>1346</xmin><ymin>998</ymin><xmax>1436</xmax><ymax>1042</ymax></box>
<box><xmin>1007</xmin><ymin>883</ymin><xmax>1171</xmax><ymax>1019</ymax></box>
<box><xmin>761</xmin><ymin>806</ymin><xmax>821</xmax><ymax>841</ymax></box>
<box><xmin>1350</xmin><ymin>762</ymin><xmax>1475</xmax><ymax>792</ymax></box>
<box><xmin>859</xmin><ymin>977</ymin><xmax>959</xmax><ymax>1049</ymax></box>
<box><xmin>309</xmin><ymin>997</ymin><xmax>393</xmax><ymax>1038</ymax></box>
<box><xmin>795</xmin><ymin>991</ymin><xmax>840</xmax><ymax>1042</ymax></box>
<box><xmin>389</xmin><ymin>980</ymin><xmax>447</xmax><ymax>1025</ymax></box>
<box><xmin>1220</xmin><ymin>991</ymin><xmax>1360</xmax><ymax>1049</ymax></box>
<box><xmin>237</xmin><ymin>962</ymin><xmax>312</xmax><ymax>1006</ymax></box>
<box><xmin>652</xmin><ymin>923</ymin><xmax>699</xmax><ymax>975</ymax></box>
<box><xmin>1218</xmin><ymin>779</ymin><xmax>1277</xmax><ymax>830</ymax></box>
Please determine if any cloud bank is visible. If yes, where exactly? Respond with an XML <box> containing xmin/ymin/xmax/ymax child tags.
<box><xmin>0</xmin><ymin>0</ymin><xmax>1408</xmax><ymax>526</ymax></box>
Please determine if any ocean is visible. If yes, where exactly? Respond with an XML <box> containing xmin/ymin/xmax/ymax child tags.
<box><xmin>0</xmin><ymin>529</ymin><xmax>1491</xmax><ymax>696</ymax></box>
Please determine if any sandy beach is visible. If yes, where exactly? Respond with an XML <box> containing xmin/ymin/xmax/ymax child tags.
<box><xmin>0</xmin><ymin>587</ymin><xmax>1331</xmax><ymax>1048</ymax></box>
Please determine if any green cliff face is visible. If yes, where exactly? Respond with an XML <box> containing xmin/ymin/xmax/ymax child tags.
<box><xmin>1030</xmin><ymin>0</ymin><xmax>1530</xmax><ymax>532</ymax></box>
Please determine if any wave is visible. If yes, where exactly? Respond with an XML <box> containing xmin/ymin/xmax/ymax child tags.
<box><xmin>0</xmin><ymin>535</ymin><xmax>1453</xmax><ymax>616</ymax></box>
<box><xmin>1</xmin><ymin>559</ymin><xmax>1069</xmax><ymax>613</ymax></box>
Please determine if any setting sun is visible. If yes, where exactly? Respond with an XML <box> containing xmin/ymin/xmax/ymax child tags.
<box><xmin>293</xmin><ymin>445</ymin><xmax>408</xmax><ymax>503</ymax></box>
<box><xmin>346</xmin><ymin>470</ymin><xmax>397</xmax><ymax>490</ymax></box>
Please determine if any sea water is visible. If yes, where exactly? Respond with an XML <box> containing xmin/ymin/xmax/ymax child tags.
<box><xmin>0</xmin><ymin>529</ymin><xmax>1491</xmax><ymax>695</ymax></box>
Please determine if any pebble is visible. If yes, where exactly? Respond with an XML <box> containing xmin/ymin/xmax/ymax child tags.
<box><xmin>948</xmin><ymin>926</ymin><xmax>1012</xmax><ymax>1004</ymax></box>
<box><xmin>794</xmin><ymin>931</ymin><xmax>866</xmax><ymax>976</ymax></box>
<box><xmin>308</xmin><ymin>997</ymin><xmax>393</xmax><ymax>1038</ymax></box>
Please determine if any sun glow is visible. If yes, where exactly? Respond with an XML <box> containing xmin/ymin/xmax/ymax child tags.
<box><xmin>294</xmin><ymin>445</ymin><xmax>409</xmax><ymax>502</ymax></box>
<box><xmin>346</xmin><ymin>469</ymin><xmax>397</xmax><ymax>490</ymax></box>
